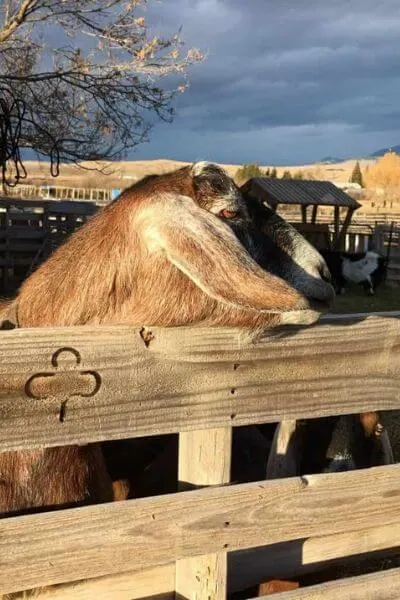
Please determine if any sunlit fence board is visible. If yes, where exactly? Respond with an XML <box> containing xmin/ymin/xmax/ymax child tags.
<box><xmin>1</xmin><ymin>464</ymin><xmax>400</xmax><ymax>594</ymax></box>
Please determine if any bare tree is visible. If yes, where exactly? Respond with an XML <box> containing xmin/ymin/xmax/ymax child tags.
<box><xmin>0</xmin><ymin>0</ymin><xmax>203</xmax><ymax>185</ymax></box>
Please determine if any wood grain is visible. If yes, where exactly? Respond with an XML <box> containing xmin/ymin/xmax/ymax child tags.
<box><xmin>1</xmin><ymin>464</ymin><xmax>400</xmax><ymax>595</ymax></box>
<box><xmin>266</xmin><ymin>420</ymin><xmax>300</xmax><ymax>479</ymax></box>
<box><xmin>9</xmin><ymin>527</ymin><xmax>400</xmax><ymax>599</ymax></box>
<box><xmin>257</xmin><ymin>566</ymin><xmax>400</xmax><ymax>599</ymax></box>
<box><xmin>229</xmin><ymin>523</ymin><xmax>400</xmax><ymax>590</ymax></box>
<box><xmin>176</xmin><ymin>428</ymin><xmax>232</xmax><ymax>600</ymax></box>
<box><xmin>0</xmin><ymin>314</ymin><xmax>400</xmax><ymax>451</ymax></box>
<box><xmin>9</xmin><ymin>565</ymin><xmax>174</xmax><ymax>600</ymax></box>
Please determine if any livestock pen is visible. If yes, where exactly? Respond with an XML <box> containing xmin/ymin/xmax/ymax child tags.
<box><xmin>1</xmin><ymin>312</ymin><xmax>400</xmax><ymax>598</ymax></box>
<box><xmin>0</xmin><ymin>198</ymin><xmax>97</xmax><ymax>293</ymax></box>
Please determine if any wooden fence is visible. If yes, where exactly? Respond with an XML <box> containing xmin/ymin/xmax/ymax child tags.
<box><xmin>0</xmin><ymin>198</ymin><xmax>97</xmax><ymax>292</ymax></box>
<box><xmin>1</xmin><ymin>313</ymin><xmax>400</xmax><ymax>598</ymax></box>
<box><xmin>4</xmin><ymin>183</ymin><xmax>113</xmax><ymax>205</ymax></box>
<box><xmin>291</xmin><ymin>223</ymin><xmax>375</xmax><ymax>253</ymax></box>
<box><xmin>292</xmin><ymin>221</ymin><xmax>400</xmax><ymax>284</ymax></box>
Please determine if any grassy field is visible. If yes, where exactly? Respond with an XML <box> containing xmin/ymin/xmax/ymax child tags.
<box><xmin>330</xmin><ymin>284</ymin><xmax>399</xmax><ymax>313</ymax></box>
<box><xmin>14</xmin><ymin>157</ymin><xmax>377</xmax><ymax>189</ymax></box>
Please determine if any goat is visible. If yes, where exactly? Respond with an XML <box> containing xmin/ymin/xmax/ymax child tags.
<box><xmin>321</xmin><ymin>250</ymin><xmax>387</xmax><ymax>295</ymax></box>
<box><xmin>0</xmin><ymin>161</ymin><xmax>335</xmax><ymax>520</ymax></box>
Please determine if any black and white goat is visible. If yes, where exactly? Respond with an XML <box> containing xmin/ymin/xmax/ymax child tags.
<box><xmin>321</xmin><ymin>250</ymin><xmax>387</xmax><ymax>295</ymax></box>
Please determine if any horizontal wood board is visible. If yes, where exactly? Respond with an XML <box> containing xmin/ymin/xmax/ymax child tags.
<box><xmin>0</xmin><ymin>314</ymin><xmax>399</xmax><ymax>451</ymax></box>
<box><xmin>1</xmin><ymin>464</ymin><xmax>400</xmax><ymax>594</ymax></box>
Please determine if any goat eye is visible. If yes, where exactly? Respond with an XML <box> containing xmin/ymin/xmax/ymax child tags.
<box><xmin>218</xmin><ymin>209</ymin><xmax>239</xmax><ymax>219</ymax></box>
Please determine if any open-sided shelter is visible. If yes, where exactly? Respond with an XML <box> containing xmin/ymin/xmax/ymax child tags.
<box><xmin>241</xmin><ymin>178</ymin><xmax>361</xmax><ymax>250</ymax></box>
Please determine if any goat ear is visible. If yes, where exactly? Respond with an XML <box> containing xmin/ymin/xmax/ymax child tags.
<box><xmin>141</xmin><ymin>194</ymin><xmax>303</xmax><ymax>312</ymax></box>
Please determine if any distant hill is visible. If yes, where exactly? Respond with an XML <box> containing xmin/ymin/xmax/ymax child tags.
<box><xmin>319</xmin><ymin>156</ymin><xmax>345</xmax><ymax>164</ymax></box>
<box><xmin>318</xmin><ymin>147</ymin><xmax>400</xmax><ymax>162</ymax></box>
<box><xmin>370</xmin><ymin>145</ymin><xmax>400</xmax><ymax>158</ymax></box>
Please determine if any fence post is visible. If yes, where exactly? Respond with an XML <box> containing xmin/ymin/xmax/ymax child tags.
<box><xmin>175</xmin><ymin>427</ymin><xmax>232</xmax><ymax>600</ymax></box>
<box><xmin>266</xmin><ymin>420</ymin><xmax>301</xmax><ymax>479</ymax></box>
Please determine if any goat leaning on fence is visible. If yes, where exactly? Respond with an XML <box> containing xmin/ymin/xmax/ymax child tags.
<box><xmin>0</xmin><ymin>161</ymin><xmax>336</xmax><ymax>520</ymax></box>
<box><xmin>1</xmin><ymin>162</ymin><xmax>394</xmax><ymax>600</ymax></box>
<box><xmin>2</xmin><ymin>162</ymin><xmax>389</xmax><ymax>525</ymax></box>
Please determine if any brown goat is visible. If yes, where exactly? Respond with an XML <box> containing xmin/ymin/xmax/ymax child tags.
<box><xmin>0</xmin><ymin>162</ymin><xmax>335</xmax><ymax>520</ymax></box>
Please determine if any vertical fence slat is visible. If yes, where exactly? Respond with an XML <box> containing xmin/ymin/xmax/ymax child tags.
<box><xmin>266</xmin><ymin>420</ymin><xmax>301</xmax><ymax>479</ymax></box>
<box><xmin>175</xmin><ymin>427</ymin><xmax>232</xmax><ymax>600</ymax></box>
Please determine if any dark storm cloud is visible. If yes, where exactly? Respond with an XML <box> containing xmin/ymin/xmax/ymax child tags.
<box><xmin>133</xmin><ymin>0</ymin><xmax>400</xmax><ymax>164</ymax></box>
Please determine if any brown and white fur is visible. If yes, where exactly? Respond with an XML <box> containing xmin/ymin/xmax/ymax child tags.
<box><xmin>0</xmin><ymin>162</ymin><xmax>335</xmax><ymax>523</ymax></box>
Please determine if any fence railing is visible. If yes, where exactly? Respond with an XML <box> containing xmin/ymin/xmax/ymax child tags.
<box><xmin>3</xmin><ymin>184</ymin><xmax>113</xmax><ymax>205</ymax></box>
<box><xmin>1</xmin><ymin>313</ymin><xmax>400</xmax><ymax>598</ymax></box>
<box><xmin>294</xmin><ymin>223</ymin><xmax>375</xmax><ymax>253</ymax></box>
<box><xmin>0</xmin><ymin>198</ymin><xmax>97</xmax><ymax>292</ymax></box>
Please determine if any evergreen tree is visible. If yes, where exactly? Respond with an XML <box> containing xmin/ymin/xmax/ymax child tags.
<box><xmin>349</xmin><ymin>162</ymin><xmax>364</xmax><ymax>187</ymax></box>
<box><xmin>235</xmin><ymin>163</ymin><xmax>264</xmax><ymax>184</ymax></box>
<box><xmin>270</xmin><ymin>167</ymin><xmax>277</xmax><ymax>179</ymax></box>
<box><xmin>282</xmin><ymin>170</ymin><xmax>292</xmax><ymax>179</ymax></box>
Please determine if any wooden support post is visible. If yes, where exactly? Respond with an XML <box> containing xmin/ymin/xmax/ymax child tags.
<box><xmin>176</xmin><ymin>427</ymin><xmax>232</xmax><ymax>600</ymax></box>
<box><xmin>337</xmin><ymin>208</ymin><xmax>354</xmax><ymax>251</ymax></box>
<box><xmin>333</xmin><ymin>205</ymin><xmax>340</xmax><ymax>249</ymax></box>
<box><xmin>311</xmin><ymin>205</ymin><xmax>318</xmax><ymax>224</ymax></box>
<box><xmin>266</xmin><ymin>420</ymin><xmax>302</xmax><ymax>479</ymax></box>
<box><xmin>301</xmin><ymin>205</ymin><xmax>308</xmax><ymax>224</ymax></box>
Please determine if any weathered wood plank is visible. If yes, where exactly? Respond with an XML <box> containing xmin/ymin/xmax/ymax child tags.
<box><xmin>0</xmin><ymin>257</ymin><xmax>37</xmax><ymax>266</ymax></box>
<box><xmin>176</xmin><ymin>428</ymin><xmax>232</xmax><ymax>600</ymax></box>
<box><xmin>266</xmin><ymin>420</ymin><xmax>300</xmax><ymax>479</ymax></box>
<box><xmin>9</xmin><ymin>526</ymin><xmax>400</xmax><ymax>599</ymax></box>
<box><xmin>6</xmin><ymin>212</ymin><xmax>43</xmax><ymax>221</ymax></box>
<box><xmin>1</xmin><ymin>465</ymin><xmax>400</xmax><ymax>594</ymax></box>
<box><xmin>257</xmin><ymin>566</ymin><xmax>400</xmax><ymax>599</ymax></box>
<box><xmin>229</xmin><ymin>522</ymin><xmax>400</xmax><ymax>590</ymax></box>
<box><xmin>0</xmin><ymin>242</ymin><xmax>43</xmax><ymax>252</ymax></box>
<box><xmin>0</xmin><ymin>229</ymin><xmax>47</xmax><ymax>239</ymax></box>
<box><xmin>0</xmin><ymin>314</ymin><xmax>399</xmax><ymax>451</ymax></box>
<box><xmin>10</xmin><ymin>565</ymin><xmax>175</xmax><ymax>600</ymax></box>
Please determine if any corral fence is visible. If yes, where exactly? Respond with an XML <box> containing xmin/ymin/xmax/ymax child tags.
<box><xmin>0</xmin><ymin>198</ymin><xmax>97</xmax><ymax>292</ymax></box>
<box><xmin>291</xmin><ymin>221</ymin><xmax>400</xmax><ymax>284</ymax></box>
<box><xmin>1</xmin><ymin>313</ymin><xmax>400</xmax><ymax>598</ymax></box>
<box><xmin>4</xmin><ymin>183</ymin><xmax>114</xmax><ymax>205</ymax></box>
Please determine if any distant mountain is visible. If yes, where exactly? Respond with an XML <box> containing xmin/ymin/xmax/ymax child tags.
<box><xmin>370</xmin><ymin>145</ymin><xmax>400</xmax><ymax>158</ymax></box>
<box><xmin>319</xmin><ymin>156</ymin><xmax>345</xmax><ymax>164</ymax></box>
<box><xmin>318</xmin><ymin>146</ymin><xmax>400</xmax><ymax>162</ymax></box>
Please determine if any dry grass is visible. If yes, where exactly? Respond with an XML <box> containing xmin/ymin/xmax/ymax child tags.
<box><xmin>12</xmin><ymin>157</ymin><xmax>400</xmax><ymax>217</ymax></box>
<box><xmin>17</xmin><ymin>158</ymin><xmax>377</xmax><ymax>189</ymax></box>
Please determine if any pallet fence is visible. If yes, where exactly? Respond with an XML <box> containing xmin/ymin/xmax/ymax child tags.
<box><xmin>0</xmin><ymin>312</ymin><xmax>400</xmax><ymax>598</ymax></box>
<box><xmin>0</xmin><ymin>198</ymin><xmax>97</xmax><ymax>292</ymax></box>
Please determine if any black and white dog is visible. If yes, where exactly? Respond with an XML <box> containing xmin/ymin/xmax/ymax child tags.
<box><xmin>321</xmin><ymin>250</ymin><xmax>387</xmax><ymax>295</ymax></box>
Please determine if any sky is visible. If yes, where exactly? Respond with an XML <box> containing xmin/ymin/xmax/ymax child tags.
<box><xmin>131</xmin><ymin>0</ymin><xmax>400</xmax><ymax>165</ymax></box>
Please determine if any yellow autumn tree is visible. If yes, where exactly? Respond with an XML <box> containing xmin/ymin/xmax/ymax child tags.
<box><xmin>364</xmin><ymin>151</ymin><xmax>400</xmax><ymax>188</ymax></box>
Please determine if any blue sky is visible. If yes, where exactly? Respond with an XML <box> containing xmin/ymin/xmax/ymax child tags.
<box><xmin>131</xmin><ymin>0</ymin><xmax>400</xmax><ymax>165</ymax></box>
